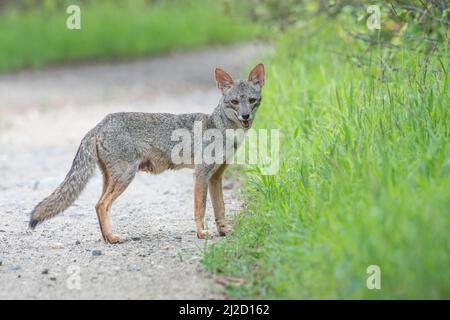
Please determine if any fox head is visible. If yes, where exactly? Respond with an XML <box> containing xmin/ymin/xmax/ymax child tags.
<box><xmin>215</xmin><ymin>63</ymin><xmax>265</xmax><ymax>129</ymax></box>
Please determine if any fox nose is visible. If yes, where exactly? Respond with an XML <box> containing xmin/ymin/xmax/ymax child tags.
<box><xmin>241</xmin><ymin>114</ymin><xmax>250</xmax><ymax>120</ymax></box>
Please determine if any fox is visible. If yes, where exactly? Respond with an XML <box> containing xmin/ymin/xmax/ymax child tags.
<box><xmin>29</xmin><ymin>63</ymin><xmax>265</xmax><ymax>243</ymax></box>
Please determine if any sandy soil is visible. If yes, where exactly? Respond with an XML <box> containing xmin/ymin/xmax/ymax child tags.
<box><xmin>0</xmin><ymin>43</ymin><xmax>266</xmax><ymax>299</ymax></box>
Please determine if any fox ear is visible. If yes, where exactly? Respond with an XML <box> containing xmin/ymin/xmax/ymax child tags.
<box><xmin>215</xmin><ymin>68</ymin><xmax>234</xmax><ymax>93</ymax></box>
<box><xmin>248</xmin><ymin>63</ymin><xmax>265</xmax><ymax>88</ymax></box>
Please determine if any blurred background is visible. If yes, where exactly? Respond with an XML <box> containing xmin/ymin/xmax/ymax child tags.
<box><xmin>0</xmin><ymin>0</ymin><xmax>258</xmax><ymax>72</ymax></box>
<box><xmin>0</xmin><ymin>0</ymin><xmax>447</xmax><ymax>72</ymax></box>
<box><xmin>0</xmin><ymin>0</ymin><xmax>449</xmax><ymax>300</ymax></box>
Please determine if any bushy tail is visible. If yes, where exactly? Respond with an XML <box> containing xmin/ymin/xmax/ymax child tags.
<box><xmin>29</xmin><ymin>134</ymin><xmax>97</xmax><ymax>229</ymax></box>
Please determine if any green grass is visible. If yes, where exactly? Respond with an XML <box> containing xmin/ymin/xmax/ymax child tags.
<box><xmin>203</xmin><ymin>22</ymin><xmax>450</xmax><ymax>299</ymax></box>
<box><xmin>0</xmin><ymin>0</ymin><xmax>258</xmax><ymax>72</ymax></box>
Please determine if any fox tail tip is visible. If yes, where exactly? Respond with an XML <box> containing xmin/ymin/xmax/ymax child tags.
<box><xmin>28</xmin><ymin>217</ymin><xmax>39</xmax><ymax>230</ymax></box>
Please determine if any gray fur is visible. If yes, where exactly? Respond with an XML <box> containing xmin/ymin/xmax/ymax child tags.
<box><xmin>29</xmin><ymin>132</ymin><xmax>97</xmax><ymax>228</ymax></box>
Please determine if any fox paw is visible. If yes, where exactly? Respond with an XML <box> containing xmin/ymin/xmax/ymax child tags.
<box><xmin>197</xmin><ymin>229</ymin><xmax>213</xmax><ymax>239</ymax></box>
<box><xmin>104</xmin><ymin>233</ymin><xmax>122</xmax><ymax>244</ymax></box>
<box><xmin>218</xmin><ymin>224</ymin><xmax>232</xmax><ymax>236</ymax></box>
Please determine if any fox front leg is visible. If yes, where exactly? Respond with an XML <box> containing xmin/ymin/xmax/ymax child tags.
<box><xmin>194</xmin><ymin>174</ymin><xmax>210</xmax><ymax>239</ymax></box>
<box><xmin>193</xmin><ymin>164</ymin><xmax>219</xmax><ymax>239</ymax></box>
<box><xmin>208</xmin><ymin>164</ymin><xmax>232</xmax><ymax>236</ymax></box>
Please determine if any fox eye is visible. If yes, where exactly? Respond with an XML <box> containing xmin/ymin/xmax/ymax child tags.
<box><xmin>248</xmin><ymin>98</ymin><xmax>257</xmax><ymax>104</ymax></box>
<box><xmin>230</xmin><ymin>99</ymin><xmax>239</xmax><ymax>105</ymax></box>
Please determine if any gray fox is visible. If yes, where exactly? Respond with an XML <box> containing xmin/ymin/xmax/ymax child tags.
<box><xmin>29</xmin><ymin>63</ymin><xmax>265</xmax><ymax>243</ymax></box>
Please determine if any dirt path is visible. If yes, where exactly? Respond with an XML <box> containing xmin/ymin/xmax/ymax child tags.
<box><xmin>0</xmin><ymin>43</ymin><xmax>266</xmax><ymax>299</ymax></box>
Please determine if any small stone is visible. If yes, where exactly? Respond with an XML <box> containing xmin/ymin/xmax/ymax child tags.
<box><xmin>51</xmin><ymin>242</ymin><xmax>63</xmax><ymax>249</ymax></box>
<box><xmin>41</xmin><ymin>269</ymin><xmax>49</xmax><ymax>275</ymax></box>
<box><xmin>50</xmin><ymin>277</ymin><xmax>56</xmax><ymax>281</ymax></box>
<box><xmin>131</xmin><ymin>237</ymin><xmax>141</xmax><ymax>241</ymax></box>
<box><xmin>92</xmin><ymin>250</ymin><xmax>102</xmax><ymax>256</ymax></box>
<box><xmin>75</xmin><ymin>240</ymin><xmax>81</xmax><ymax>245</ymax></box>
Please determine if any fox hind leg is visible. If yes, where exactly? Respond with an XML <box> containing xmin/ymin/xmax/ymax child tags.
<box><xmin>96</xmin><ymin>160</ymin><xmax>137</xmax><ymax>244</ymax></box>
<box><xmin>96</xmin><ymin>158</ymin><xmax>109</xmax><ymax>240</ymax></box>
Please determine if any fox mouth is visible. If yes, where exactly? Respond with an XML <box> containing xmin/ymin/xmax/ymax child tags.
<box><xmin>240</xmin><ymin>119</ymin><xmax>251</xmax><ymax>128</ymax></box>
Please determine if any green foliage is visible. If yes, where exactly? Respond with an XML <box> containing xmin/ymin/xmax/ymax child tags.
<box><xmin>236</xmin><ymin>0</ymin><xmax>449</xmax><ymax>33</ymax></box>
<box><xmin>203</xmin><ymin>19</ymin><xmax>450</xmax><ymax>299</ymax></box>
<box><xmin>0</xmin><ymin>0</ymin><xmax>258</xmax><ymax>72</ymax></box>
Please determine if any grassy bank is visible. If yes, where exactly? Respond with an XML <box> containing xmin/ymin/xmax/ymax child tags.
<box><xmin>203</xmin><ymin>21</ymin><xmax>449</xmax><ymax>298</ymax></box>
<box><xmin>0</xmin><ymin>0</ymin><xmax>257</xmax><ymax>72</ymax></box>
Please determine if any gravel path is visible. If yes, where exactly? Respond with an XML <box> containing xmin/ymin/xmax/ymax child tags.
<box><xmin>0</xmin><ymin>43</ymin><xmax>266</xmax><ymax>299</ymax></box>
